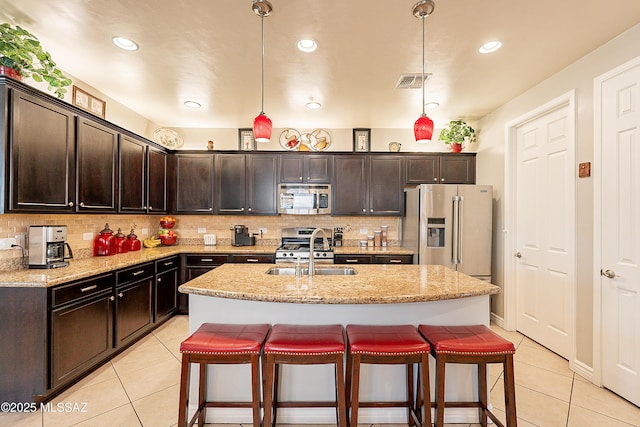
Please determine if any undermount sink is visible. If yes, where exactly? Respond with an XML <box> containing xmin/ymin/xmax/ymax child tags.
<box><xmin>266</xmin><ymin>266</ymin><xmax>357</xmax><ymax>276</ymax></box>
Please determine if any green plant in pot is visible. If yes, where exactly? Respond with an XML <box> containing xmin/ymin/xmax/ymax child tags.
<box><xmin>438</xmin><ymin>120</ymin><xmax>476</xmax><ymax>152</ymax></box>
<box><xmin>0</xmin><ymin>23</ymin><xmax>72</xmax><ymax>99</ymax></box>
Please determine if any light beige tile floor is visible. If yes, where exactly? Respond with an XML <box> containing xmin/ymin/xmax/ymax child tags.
<box><xmin>1</xmin><ymin>315</ymin><xmax>638</xmax><ymax>426</ymax></box>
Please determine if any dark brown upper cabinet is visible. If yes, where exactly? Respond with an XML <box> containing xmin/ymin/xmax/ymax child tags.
<box><xmin>406</xmin><ymin>153</ymin><xmax>476</xmax><ymax>185</ymax></box>
<box><xmin>118</xmin><ymin>134</ymin><xmax>146</xmax><ymax>213</ymax></box>
<box><xmin>7</xmin><ymin>88</ymin><xmax>76</xmax><ymax>212</ymax></box>
<box><xmin>280</xmin><ymin>154</ymin><xmax>332</xmax><ymax>183</ymax></box>
<box><xmin>170</xmin><ymin>153</ymin><xmax>215</xmax><ymax>214</ymax></box>
<box><xmin>76</xmin><ymin>117</ymin><xmax>118</xmax><ymax>212</ymax></box>
<box><xmin>147</xmin><ymin>148</ymin><xmax>168</xmax><ymax>214</ymax></box>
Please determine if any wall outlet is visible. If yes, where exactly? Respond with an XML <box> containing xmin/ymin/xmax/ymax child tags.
<box><xmin>141</xmin><ymin>228</ymin><xmax>149</xmax><ymax>237</ymax></box>
<box><xmin>198</xmin><ymin>227</ymin><xmax>207</xmax><ymax>233</ymax></box>
<box><xmin>83</xmin><ymin>232</ymin><xmax>94</xmax><ymax>241</ymax></box>
<box><xmin>0</xmin><ymin>237</ymin><xmax>17</xmax><ymax>250</ymax></box>
<box><xmin>359</xmin><ymin>228</ymin><xmax>368</xmax><ymax>235</ymax></box>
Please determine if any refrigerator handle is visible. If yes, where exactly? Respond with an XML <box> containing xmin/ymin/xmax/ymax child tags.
<box><xmin>457</xmin><ymin>196</ymin><xmax>463</xmax><ymax>264</ymax></box>
<box><xmin>452</xmin><ymin>196</ymin><xmax>461</xmax><ymax>264</ymax></box>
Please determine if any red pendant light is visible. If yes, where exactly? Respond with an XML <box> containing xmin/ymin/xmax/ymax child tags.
<box><xmin>413</xmin><ymin>0</ymin><xmax>435</xmax><ymax>143</ymax></box>
<box><xmin>252</xmin><ymin>0</ymin><xmax>273</xmax><ymax>143</ymax></box>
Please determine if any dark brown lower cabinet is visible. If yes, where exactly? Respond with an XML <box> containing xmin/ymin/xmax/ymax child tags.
<box><xmin>115</xmin><ymin>279</ymin><xmax>153</xmax><ymax>347</ymax></box>
<box><xmin>51</xmin><ymin>293</ymin><xmax>112</xmax><ymax>389</ymax></box>
<box><xmin>334</xmin><ymin>254</ymin><xmax>413</xmax><ymax>264</ymax></box>
<box><xmin>155</xmin><ymin>257</ymin><xmax>179</xmax><ymax>323</ymax></box>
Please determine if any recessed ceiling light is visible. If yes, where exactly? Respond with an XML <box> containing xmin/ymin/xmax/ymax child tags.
<box><xmin>424</xmin><ymin>102</ymin><xmax>440</xmax><ymax>109</ymax></box>
<box><xmin>478</xmin><ymin>40</ymin><xmax>502</xmax><ymax>54</ymax></box>
<box><xmin>183</xmin><ymin>101</ymin><xmax>202</xmax><ymax>109</ymax></box>
<box><xmin>306</xmin><ymin>101</ymin><xmax>322</xmax><ymax>109</ymax></box>
<box><xmin>112</xmin><ymin>36</ymin><xmax>139</xmax><ymax>51</ymax></box>
<box><xmin>297</xmin><ymin>39</ymin><xmax>318</xmax><ymax>53</ymax></box>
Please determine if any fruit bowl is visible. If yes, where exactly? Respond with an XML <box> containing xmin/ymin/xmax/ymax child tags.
<box><xmin>160</xmin><ymin>220</ymin><xmax>175</xmax><ymax>229</ymax></box>
<box><xmin>159</xmin><ymin>234</ymin><xmax>177</xmax><ymax>245</ymax></box>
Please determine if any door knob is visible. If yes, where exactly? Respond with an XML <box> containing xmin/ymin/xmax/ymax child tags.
<box><xmin>601</xmin><ymin>269</ymin><xmax>616</xmax><ymax>279</ymax></box>
<box><xmin>515</xmin><ymin>252</ymin><xmax>522</xmax><ymax>258</ymax></box>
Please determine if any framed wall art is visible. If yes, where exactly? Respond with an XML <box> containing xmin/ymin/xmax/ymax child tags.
<box><xmin>238</xmin><ymin>128</ymin><xmax>256</xmax><ymax>151</ymax></box>
<box><xmin>72</xmin><ymin>85</ymin><xmax>106</xmax><ymax>119</ymax></box>
<box><xmin>353</xmin><ymin>128</ymin><xmax>371</xmax><ymax>152</ymax></box>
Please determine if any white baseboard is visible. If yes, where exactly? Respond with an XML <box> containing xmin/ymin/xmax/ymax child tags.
<box><xmin>490</xmin><ymin>312</ymin><xmax>505</xmax><ymax>328</ymax></box>
<box><xmin>571</xmin><ymin>359</ymin><xmax>595</xmax><ymax>383</ymax></box>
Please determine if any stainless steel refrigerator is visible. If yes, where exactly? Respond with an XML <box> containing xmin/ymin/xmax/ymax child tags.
<box><xmin>402</xmin><ymin>184</ymin><xmax>493</xmax><ymax>281</ymax></box>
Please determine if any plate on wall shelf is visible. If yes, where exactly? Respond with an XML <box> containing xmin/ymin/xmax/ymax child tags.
<box><xmin>307</xmin><ymin>128</ymin><xmax>331</xmax><ymax>151</ymax></box>
<box><xmin>279</xmin><ymin>128</ymin><xmax>301</xmax><ymax>150</ymax></box>
<box><xmin>153</xmin><ymin>128</ymin><xmax>184</xmax><ymax>149</ymax></box>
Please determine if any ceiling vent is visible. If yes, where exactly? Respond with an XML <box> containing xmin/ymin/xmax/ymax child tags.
<box><xmin>396</xmin><ymin>73</ymin><xmax>431</xmax><ymax>89</ymax></box>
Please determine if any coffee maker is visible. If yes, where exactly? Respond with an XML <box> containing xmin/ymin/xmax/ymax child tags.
<box><xmin>232</xmin><ymin>225</ymin><xmax>255</xmax><ymax>246</ymax></box>
<box><xmin>28</xmin><ymin>225</ymin><xmax>74</xmax><ymax>269</ymax></box>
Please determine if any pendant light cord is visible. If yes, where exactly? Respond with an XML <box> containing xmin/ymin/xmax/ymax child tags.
<box><xmin>421</xmin><ymin>15</ymin><xmax>425</xmax><ymax>117</ymax></box>
<box><xmin>260</xmin><ymin>14</ymin><xmax>265</xmax><ymax>115</ymax></box>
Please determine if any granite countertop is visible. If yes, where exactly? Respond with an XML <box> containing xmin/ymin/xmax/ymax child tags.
<box><xmin>0</xmin><ymin>245</ymin><xmax>279</xmax><ymax>288</ymax></box>
<box><xmin>179</xmin><ymin>263</ymin><xmax>499</xmax><ymax>304</ymax></box>
<box><xmin>0</xmin><ymin>244</ymin><xmax>415</xmax><ymax>288</ymax></box>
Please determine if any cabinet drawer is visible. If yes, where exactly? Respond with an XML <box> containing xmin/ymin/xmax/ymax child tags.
<box><xmin>334</xmin><ymin>255</ymin><xmax>372</xmax><ymax>264</ymax></box>
<box><xmin>116</xmin><ymin>262</ymin><xmax>154</xmax><ymax>286</ymax></box>
<box><xmin>156</xmin><ymin>256</ymin><xmax>179</xmax><ymax>273</ymax></box>
<box><xmin>230</xmin><ymin>254</ymin><xmax>274</xmax><ymax>263</ymax></box>
<box><xmin>373</xmin><ymin>255</ymin><xmax>414</xmax><ymax>264</ymax></box>
<box><xmin>51</xmin><ymin>273</ymin><xmax>113</xmax><ymax>308</ymax></box>
<box><xmin>186</xmin><ymin>254</ymin><xmax>229</xmax><ymax>266</ymax></box>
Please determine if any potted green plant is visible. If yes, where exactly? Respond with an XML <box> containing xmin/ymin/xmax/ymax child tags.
<box><xmin>438</xmin><ymin>120</ymin><xmax>476</xmax><ymax>152</ymax></box>
<box><xmin>0</xmin><ymin>23</ymin><xmax>72</xmax><ymax>99</ymax></box>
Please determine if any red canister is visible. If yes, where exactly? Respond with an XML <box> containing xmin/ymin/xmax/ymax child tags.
<box><xmin>93</xmin><ymin>224</ymin><xmax>114</xmax><ymax>256</ymax></box>
<box><xmin>110</xmin><ymin>228</ymin><xmax>129</xmax><ymax>254</ymax></box>
<box><xmin>126</xmin><ymin>229</ymin><xmax>141</xmax><ymax>252</ymax></box>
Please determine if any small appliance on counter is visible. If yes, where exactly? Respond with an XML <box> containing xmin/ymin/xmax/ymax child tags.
<box><xmin>28</xmin><ymin>225</ymin><xmax>74</xmax><ymax>269</ymax></box>
<box><xmin>232</xmin><ymin>225</ymin><xmax>256</xmax><ymax>246</ymax></box>
<box><xmin>333</xmin><ymin>227</ymin><xmax>343</xmax><ymax>247</ymax></box>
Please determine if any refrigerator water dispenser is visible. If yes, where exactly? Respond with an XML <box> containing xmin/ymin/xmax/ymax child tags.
<box><xmin>427</xmin><ymin>218</ymin><xmax>445</xmax><ymax>247</ymax></box>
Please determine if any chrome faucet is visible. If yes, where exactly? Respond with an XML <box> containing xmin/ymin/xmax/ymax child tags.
<box><xmin>308</xmin><ymin>228</ymin><xmax>329</xmax><ymax>276</ymax></box>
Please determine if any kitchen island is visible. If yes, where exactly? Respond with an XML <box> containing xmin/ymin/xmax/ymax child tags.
<box><xmin>179</xmin><ymin>263</ymin><xmax>499</xmax><ymax>425</ymax></box>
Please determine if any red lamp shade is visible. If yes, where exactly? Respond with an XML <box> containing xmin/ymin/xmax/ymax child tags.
<box><xmin>253</xmin><ymin>113</ymin><xmax>272</xmax><ymax>143</ymax></box>
<box><xmin>414</xmin><ymin>114</ymin><xmax>434</xmax><ymax>143</ymax></box>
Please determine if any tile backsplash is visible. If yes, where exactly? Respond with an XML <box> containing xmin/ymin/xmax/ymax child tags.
<box><xmin>0</xmin><ymin>214</ymin><xmax>401</xmax><ymax>271</ymax></box>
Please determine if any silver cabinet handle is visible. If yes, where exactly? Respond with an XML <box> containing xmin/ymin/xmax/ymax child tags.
<box><xmin>68</xmin><ymin>201</ymin><xmax>74</xmax><ymax>207</ymax></box>
<box><xmin>109</xmin><ymin>296</ymin><xmax>115</xmax><ymax>301</ymax></box>
<box><xmin>362</xmin><ymin>208</ymin><xmax>366</xmax><ymax>212</ymax></box>
<box><xmin>157</xmin><ymin>278</ymin><xmax>162</xmax><ymax>282</ymax></box>
<box><xmin>248</xmin><ymin>207</ymin><xmax>252</xmax><ymax>212</ymax></box>
<box><xmin>163</xmin><ymin>261</ymin><xmax>174</xmax><ymax>266</ymax></box>
<box><xmin>246</xmin><ymin>258</ymin><xmax>259</xmax><ymax>262</ymax></box>
<box><xmin>345</xmin><ymin>259</ymin><xmax>359</xmax><ymax>263</ymax></box>
<box><xmin>389</xmin><ymin>259</ymin><xmax>403</xmax><ymax>263</ymax></box>
<box><xmin>515</xmin><ymin>252</ymin><xmax>522</xmax><ymax>258</ymax></box>
<box><xmin>80</xmin><ymin>285</ymin><xmax>97</xmax><ymax>292</ymax></box>
<box><xmin>132</xmin><ymin>270</ymin><xmax>145</xmax><ymax>276</ymax></box>
<box><xmin>118</xmin><ymin>292</ymin><xmax>124</xmax><ymax>298</ymax></box>
<box><xmin>201</xmin><ymin>258</ymin><xmax>213</xmax><ymax>262</ymax></box>
<box><xmin>79</xmin><ymin>202</ymin><xmax>85</xmax><ymax>207</ymax></box>
<box><xmin>601</xmin><ymin>269</ymin><xmax>616</xmax><ymax>279</ymax></box>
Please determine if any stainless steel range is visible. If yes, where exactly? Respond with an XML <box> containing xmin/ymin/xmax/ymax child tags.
<box><xmin>275</xmin><ymin>227</ymin><xmax>334</xmax><ymax>263</ymax></box>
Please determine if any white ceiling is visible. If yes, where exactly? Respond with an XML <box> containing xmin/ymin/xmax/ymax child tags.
<box><xmin>2</xmin><ymin>0</ymin><xmax>640</xmax><ymax>129</ymax></box>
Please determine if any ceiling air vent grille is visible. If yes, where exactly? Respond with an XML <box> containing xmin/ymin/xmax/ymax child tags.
<box><xmin>396</xmin><ymin>73</ymin><xmax>431</xmax><ymax>89</ymax></box>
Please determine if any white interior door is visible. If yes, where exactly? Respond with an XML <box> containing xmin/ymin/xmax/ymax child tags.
<box><xmin>598</xmin><ymin>58</ymin><xmax>640</xmax><ymax>406</ymax></box>
<box><xmin>514</xmin><ymin>101</ymin><xmax>575</xmax><ymax>359</ymax></box>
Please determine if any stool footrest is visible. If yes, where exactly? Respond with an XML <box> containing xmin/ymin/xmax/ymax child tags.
<box><xmin>272</xmin><ymin>401</ymin><xmax>340</xmax><ymax>408</ymax></box>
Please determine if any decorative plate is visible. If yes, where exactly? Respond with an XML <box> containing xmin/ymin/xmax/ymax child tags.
<box><xmin>307</xmin><ymin>128</ymin><xmax>331</xmax><ymax>151</ymax></box>
<box><xmin>279</xmin><ymin>128</ymin><xmax>301</xmax><ymax>150</ymax></box>
<box><xmin>153</xmin><ymin>128</ymin><xmax>184</xmax><ymax>149</ymax></box>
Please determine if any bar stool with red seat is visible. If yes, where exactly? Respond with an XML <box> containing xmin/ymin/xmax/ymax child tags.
<box><xmin>345</xmin><ymin>324</ymin><xmax>432</xmax><ymax>427</ymax></box>
<box><xmin>418</xmin><ymin>324</ymin><xmax>517</xmax><ymax>427</ymax></box>
<box><xmin>262</xmin><ymin>324</ymin><xmax>347</xmax><ymax>427</ymax></box>
<box><xmin>177</xmin><ymin>323</ymin><xmax>270</xmax><ymax>427</ymax></box>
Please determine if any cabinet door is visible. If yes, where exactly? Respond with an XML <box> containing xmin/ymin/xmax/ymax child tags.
<box><xmin>155</xmin><ymin>269</ymin><xmax>178</xmax><ymax>322</ymax></box>
<box><xmin>406</xmin><ymin>156</ymin><xmax>439</xmax><ymax>184</ymax></box>
<box><xmin>230</xmin><ymin>254</ymin><xmax>275</xmax><ymax>263</ymax></box>
<box><xmin>369</xmin><ymin>156</ymin><xmax>404</xmax><ymax>216</ymax></box>
<box><xmin>305</xmin><ymin>155</ymin><xmax>332</xmax><ymax>183</ymax></box>
<box><xmin>118</xmin><ymin>135</ymin><xmax>146</xmax><ymax>213</ymax></box>
<box><xmin>51</xmin><ymin>293</ymin><xmax>112</xmax><ymax>389</ymax></box>
<box><xmin>216</xmin><ymin>154</ymin><xmax>246</xmax><ymax>214</ymax></box>
<box><xmin>172</xmin><ymin>154</ymin><xmax>215</xmax><ymax>214</ymax></box>
<box><xmin>373</xmin><ymin>254</ymin><xmax>414</xmax><ymax>264</ymax></box>
<box><xmin>115</xmin><ymin>279</ymin><xmax>152</xmax><ymax>347</ymax></box>
<box><xmin>280</xmin><ymin>155</ymin><xmax>304</xmax><ymax>183</ymax></box>
<box><xmin>439</xmin><ymin>155</ymin><xmax>476</xmax><ymax>184</ymax></box>
<box><xmin>246</xmin><ymin>154</ymin><xmax>277</xmax><ymax>215</ymax></box>
<box><xmin>332</xmin><ymin>156</ymin><xmax>368</xmax><ymax>215</ymax></box>
<box><xmin>76</xmin><ymin>117</ymin><xmax>118</xmax><ymax>212</ymax></box>
<box><xmin>9</xmin><ymin>90</ymin><xmax>75</xmax><ymax>212</ymax></box>
<box><xmin>147</xmin><ymin>148</ymin><xmax>168</xmax><ymax>213</ymax></box>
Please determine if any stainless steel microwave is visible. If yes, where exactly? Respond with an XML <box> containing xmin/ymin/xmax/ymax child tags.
<box><xmin>278</xmin><ymin>184</ymin><xmax>331</xmax><ymax>215</ymax></box>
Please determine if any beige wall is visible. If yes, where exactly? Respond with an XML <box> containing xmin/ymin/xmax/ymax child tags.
<box><xmin>477</xmin><ymin>23</ymin><xmax>640</xmax><ymax>368</ymax></box>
